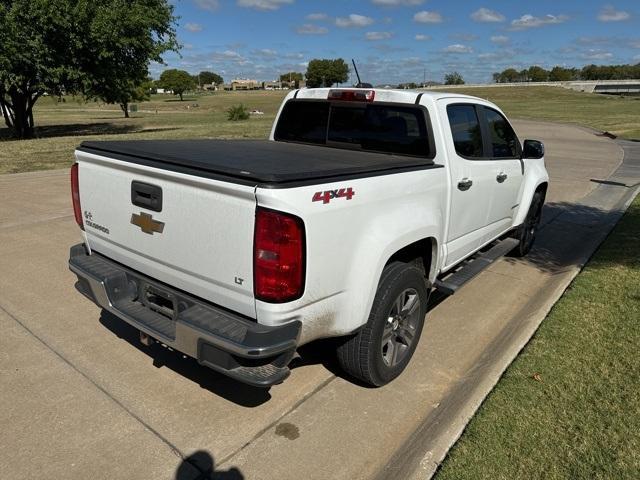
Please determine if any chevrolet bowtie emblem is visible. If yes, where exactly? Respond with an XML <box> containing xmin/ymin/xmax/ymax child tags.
<box><xmin>131</xmin><ymin>212</ymin><xmax>165</xmax><ymax>235</ymax></box>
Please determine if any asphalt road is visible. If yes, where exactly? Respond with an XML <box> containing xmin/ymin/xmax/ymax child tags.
<box><xmin>0</xmin><ymin>120</ymin><xmax>636</xmax><ymax>480</ymax></box>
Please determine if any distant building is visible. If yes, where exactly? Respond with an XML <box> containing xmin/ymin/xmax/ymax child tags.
<box><xmin>223</xmin><ymin>79</ymin><xmax>260</xmax><ymax>91</ymax></box>
<box><xmin>262</xmin><ymin>80</ymin><xmax>282</xmax><ymax>90</ymax></box>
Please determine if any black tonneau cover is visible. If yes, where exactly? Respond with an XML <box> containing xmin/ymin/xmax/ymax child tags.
<box><xmin>78</xmin><ymin>139</ymin><xmax>438</xmax><ymax>187</ymax></box>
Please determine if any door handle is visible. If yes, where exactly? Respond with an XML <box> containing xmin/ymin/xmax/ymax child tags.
<box><xmin>496</xmin><ymin>172</ymin><xmax>508</xmax><ymax>183</ymax></box>
<box><xmin>458</xmin><ymin>178</ymin><xmax>473</xmax><ymax>191</ymax></box>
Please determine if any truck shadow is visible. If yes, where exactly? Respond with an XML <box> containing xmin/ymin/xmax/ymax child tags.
<box><xmin>504</xmin><ymin>200</ymin><xmax>636</xmax><ymax>275</ymax></box>
<box><xmin>175</xmin><ymin>450</ymin><xmax>244</xmax><ymax>480</ymax></box>
<box><xmin>98</xmin><ymin>198</ymin><xmax>638</xmax><ymax>398</ymax></box>
<box><xmin>99</xmin><ymin>311</ymin><xmax>273</xmax><ymax>407</ymax></box>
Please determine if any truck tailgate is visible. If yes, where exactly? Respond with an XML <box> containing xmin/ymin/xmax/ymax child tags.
<box><xmin>75</xmin><ymin>150</ymin><xmax>257</xmax><ymax>318</ymax></box>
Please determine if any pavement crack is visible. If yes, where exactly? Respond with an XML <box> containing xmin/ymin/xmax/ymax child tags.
<box><xmin>0</xmin><ymin>302</ymin><xmax>187</xmax><ymax>462</ymax></box>
<box><xmin>217</xmin><ymin>374</ymin><xmax>337</xmax><ymax>467</ymax></box>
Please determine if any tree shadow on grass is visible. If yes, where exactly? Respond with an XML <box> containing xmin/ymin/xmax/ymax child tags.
<box><xmin>0</xmin><ymin>123</ymin><xmax>179</xmax><ymax>140</ymax></box>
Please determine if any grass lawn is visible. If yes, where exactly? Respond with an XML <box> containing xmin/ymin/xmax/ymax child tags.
<box><xmin>1</xmin><ymin>86</ymin><xmax>638</xmax><ymax>174</ymax></box>
<box><xmin>0</xmin><ymin>90</ymin><xmax>287</xmax><ymax>174</ymax></box>
<box><xmin>435</xmin><ymin>195</ymin><xmax>640</xmax><ymax>480</ymax></box>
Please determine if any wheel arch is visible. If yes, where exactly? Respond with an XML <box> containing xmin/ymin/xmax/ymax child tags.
<box><xmin>514</xmin><ymin>168</ymin><xmax>550</xmax><ymax>227</ymax></box>
<box><xmin>384</xmin><ymin>236</ymin><xmax>438</xmax><ymax>284</ymax></box>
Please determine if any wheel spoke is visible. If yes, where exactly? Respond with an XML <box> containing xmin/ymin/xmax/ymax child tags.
<box><xmin>394</xmin><ymin>295</ymin><xmax>404</xmax><ymax>315</ymax></box>
<box><xmin>391</xmin><ymin>339</ymin><xmax>403</xmax><ymax>365</ymax></box>
<box><xmin>384</xmin><ymin>339</ymin><xmax>395</xmax><ymax>365</ymax></box>
<box><xmin>401</xmin><ymin>293</ymin><xmax>419</xmax><ymax>316</ymax></box>
<box><xmin>382</xmin><ymin>325</ymin><xmax>394</xmax><ymax>344</ymax></box>
<box><xmin>397</xmin><ymin>326</ymin><xmax>414</xmax><ymax>346</ymax></box>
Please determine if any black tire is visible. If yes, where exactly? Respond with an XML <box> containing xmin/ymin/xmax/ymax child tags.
<box><xmin>336</xmin><ymin>262</ymin><xmax>429</xmax><ymax>387</ymax></box>
<box><xmin>511</xmin><ymin>190</ymin><xmax>544</xmax><ymax>258</ymax></box>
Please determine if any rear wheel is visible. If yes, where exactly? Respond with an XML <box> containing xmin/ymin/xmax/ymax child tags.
<box><xmin>337</xmin><ymin>262</ymin><xmax>429</xmax><ymax>387</ymax></box>
<box><xmin>511</xmin><ymin>190</ymin><xmax>544</xmax><ymax>257</ymax></box>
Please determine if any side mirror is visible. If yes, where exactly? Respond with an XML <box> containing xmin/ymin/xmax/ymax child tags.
<box><xmin>522</xmin><ymin>139</ymin><xmax>544</xmax><ymax>159</ymax></box>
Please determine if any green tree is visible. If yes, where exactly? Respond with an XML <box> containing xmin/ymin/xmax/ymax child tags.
<box><xmin>549</xmin><ymin>66</ymin><xmax>574</xmax><ymax>82</ymax></box>
<box><xmin>279</xmin><ymin>72</ymin><xmax>304</xmax><ymax>83</ymax></box>
<box><xmin>159</xmin><ymin>69</ymin><xmax>196</xmax><ymax>100</ymax></box>
<box><xmin>444</xmin><ymin>72</ymin><xmax>465</xmax><ymax>85</ymax></box>
<box><xmin>526</xmin><ymin>65</ymin><xmax>549</xmax><ymax>82</ymax></box>
<box><xmin>0</xmin><ymin>0</ymin><xmax>177</xmax><ymax>138</ymax></box>
<box><xmin>305</xmin><ymin>59</ymin><xmax>349</xmax><ymax>88</ymax></box>
<box><xmin>497</xmin><ymin>68</ymin><xmax>520</xmax><ymax>83</ymax></box>
<box><xmin>95</xmin><ymin>78</ymin><xmax>153</xmax><ymax>118</ymax></box>
<box><xmin>197</xmin><ymin>71</ymin><xmax>223</xmax><ymax>86</ymax></box>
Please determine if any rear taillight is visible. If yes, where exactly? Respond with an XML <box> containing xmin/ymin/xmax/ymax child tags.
<box><xmin>254</xmin><ymin>208</ymin><xmax>305</xmax><ymax>303</ymax></box>
<box><xmin>71</xmin><ymin>163</ymin><xmax>83</xmax><ymax>230</ymax></box>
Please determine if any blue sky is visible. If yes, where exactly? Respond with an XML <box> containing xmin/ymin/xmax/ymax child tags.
<box><xmin>155</xmin><ymin>0</ymin><xmax>640</xmax><ymax>84</ymax></box>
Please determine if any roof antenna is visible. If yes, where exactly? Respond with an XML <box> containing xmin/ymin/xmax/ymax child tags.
<box><xmin>352</xmin><ymin>59</ymin><xmax>373</xmax><ymax>88</ymax></box>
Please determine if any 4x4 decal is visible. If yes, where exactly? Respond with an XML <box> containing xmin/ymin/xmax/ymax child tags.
<box><xmin>312</xmin><ymin>187</ymin><xmax>355</xmax><ymax>204</ymax></box>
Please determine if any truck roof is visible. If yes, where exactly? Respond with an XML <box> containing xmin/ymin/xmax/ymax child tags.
<box><xmin>294</xmin><ymin>87</ymin><xmax>484</xmax><ymax>104</ymax></box>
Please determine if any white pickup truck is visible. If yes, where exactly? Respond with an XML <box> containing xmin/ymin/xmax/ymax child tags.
<box><xmin>69</xmin><ymin>88</ymin><xmax>548</xmax><ymax>387</ymax></box>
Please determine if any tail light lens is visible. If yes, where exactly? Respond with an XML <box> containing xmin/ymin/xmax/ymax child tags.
<box><xmin>254</xmin><ymin>208</ymin><xmax>305</xmax><ymax>303</ymax></box>
<box><xmin>71</xmin><ymin>163</ymin><xmax>84</xmax><ymax>230</ymax></box>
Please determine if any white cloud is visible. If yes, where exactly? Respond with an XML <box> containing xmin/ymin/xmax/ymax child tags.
<box><xmin>185</xmin><ymin>23</ymin><xmax>203</xmax><ymax>32</ymax></box>
<box><xmin>296</xmin><ymin>24</ymin><xmax>328</xmax><ymax>35</ymax></box>
<box><xmin>443</xmin><ymin>44</ymin><xmax>473</xmax><ymax>54</ymax></box>
<box><xmin>237</xmin><ymin>0</ymin><xmax>293</xmax><ymax>11</ymax></box>
<box><xmin>490</xmin><ymin>35</ymin><xmax>509</xmax><ymax>44</ymax></box>
<box><xmin>254</xmin><ymin>48</ymin><xmax>278</xmax><ymax>57</ymax></box>
<box><xmin>413</xmin><ymin>11</ymin><xmax>443</xmax><ymax>23</ymax></box>
<box><xmin>597</xmin><ymin>5</ymin><xmax>630</xmax><ymax>22</ymax></box>
<box><xmin>335</xmin><ymin>14</ymin><xmax>375</xmax><ymax>28</ymax></box>
<box><xmin>581</xmin><ymin>49</ymin><xmax>614</xmax><ymax>60</ymax></box>
<box><xmin>306</xmin><ymin>13</ymin><xmax>328</xmax><ymax>21</ymax></box>
<box><xmin>471</xmin><ymin>8</ymin><xmax>505</xmax><ymax>23</ymax></box>
<box><xmin>194</xmin><ymin>0</ymin><xmax>219</xmax><ymax>12</ymax></box>
<box><xmin>365</xmin><ymin>31</ymin><xmax>393</xmax><ymax>40</ymax></box>
<box><xmin>371</xmin><ymin>0</ymin><xmax>424</xmax><ymax>6</ymax></box>
<box><xmin>509</xmin><ymin>14</ymin><xmax>568</xmax><ymax>30</ymax></box>
<box><xmin>415</xmin><ymin>34</ymin><xmax>431</xmax><ymax>41</ymax></box>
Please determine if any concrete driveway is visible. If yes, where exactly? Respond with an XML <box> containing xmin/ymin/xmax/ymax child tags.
<box><xmin>1</xmin><ymin>121</ymin><xmax>637</xmax><ymax>480</ymax></box>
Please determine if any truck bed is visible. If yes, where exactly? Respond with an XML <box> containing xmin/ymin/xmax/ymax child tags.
<box><xmin>78</xmin><ymin>139</ymin><xmax>438</xmax><ymax>187</ymax></box>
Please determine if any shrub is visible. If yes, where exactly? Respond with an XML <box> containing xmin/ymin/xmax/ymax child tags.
<box><xmin>227</xmin><ymin>104</ymin><xmax>250</xmax><ymax>121</ymax></box>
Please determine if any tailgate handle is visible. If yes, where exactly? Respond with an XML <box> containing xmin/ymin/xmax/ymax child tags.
<box><xmin>131</xmin><ymin>181</ymin><xmax>162</xmax><ymax>212</ymax></box>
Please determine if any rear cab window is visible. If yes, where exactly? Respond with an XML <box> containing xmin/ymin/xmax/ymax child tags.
<box><xmin>447</xmin><ymin>105</ymin><xmax>484</xmax><ymax>158</ymax></box>
<box><xmin>274</xmin><ymin>99</ymin><xmax>434</xmax><ymax>158</ymax></box>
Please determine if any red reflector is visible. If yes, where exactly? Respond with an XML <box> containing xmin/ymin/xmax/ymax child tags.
<box><xmin>328</xmin><ymin>89</ymin><xmax>375</xmax><ymax>102</ymax></box>
<box><xmin>254</xmin><ymin>208</ymin><xmax>305</xmax><ymax>303</ymax></box>
<box><xmin>71</xmin><ymin>163</ymin><xmax>84</xmax><ymax>230</ymax></box>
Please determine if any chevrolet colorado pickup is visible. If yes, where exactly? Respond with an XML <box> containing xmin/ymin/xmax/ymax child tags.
<box><xmin>69</xmin><ymin>88</ymin><xmax>549</xmax><ymax>387</ymax></box>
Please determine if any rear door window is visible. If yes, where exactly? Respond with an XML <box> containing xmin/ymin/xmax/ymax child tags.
<box><xmin>447</xmin><ymin>105</ymin><xmax>484</xmax><ymax>158</ymax></box>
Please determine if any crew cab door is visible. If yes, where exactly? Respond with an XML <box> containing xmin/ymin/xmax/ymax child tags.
<box><xmin>479</xmin><ymin>106</ymin><xmax>524</xmax><ymax>240</ymax></box>
<box><xmin>440</xmin><ymin>101</ymin><xmax>523</xmax><ymax>269</ymax></box>
<box><xmin>441</xmin><ymin>102</ymin><xmax>495</xmax><ymax>268</ymax></box>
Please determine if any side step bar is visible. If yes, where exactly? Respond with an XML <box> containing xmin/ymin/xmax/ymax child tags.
<box><xmin>434</xmin><ymin>238</ymin><xmax>519</xmax><ymax>295</ymax></box>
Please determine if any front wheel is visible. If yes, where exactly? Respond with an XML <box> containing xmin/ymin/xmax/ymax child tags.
<box><xmin>336</xmin><ymin>262</ymin><xmax>429</xmax><ymax>387</ymax></box>
<box><xmin>511</xmin><ymin>190</ymin><xmax>544</xmax><ymax>257</ymax></box>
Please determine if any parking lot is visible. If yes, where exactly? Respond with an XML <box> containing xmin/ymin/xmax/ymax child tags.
<box><xmin>1</xmin><ymin>120</ymin><xmax>638</xmax><ymax>479</ymax></box>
